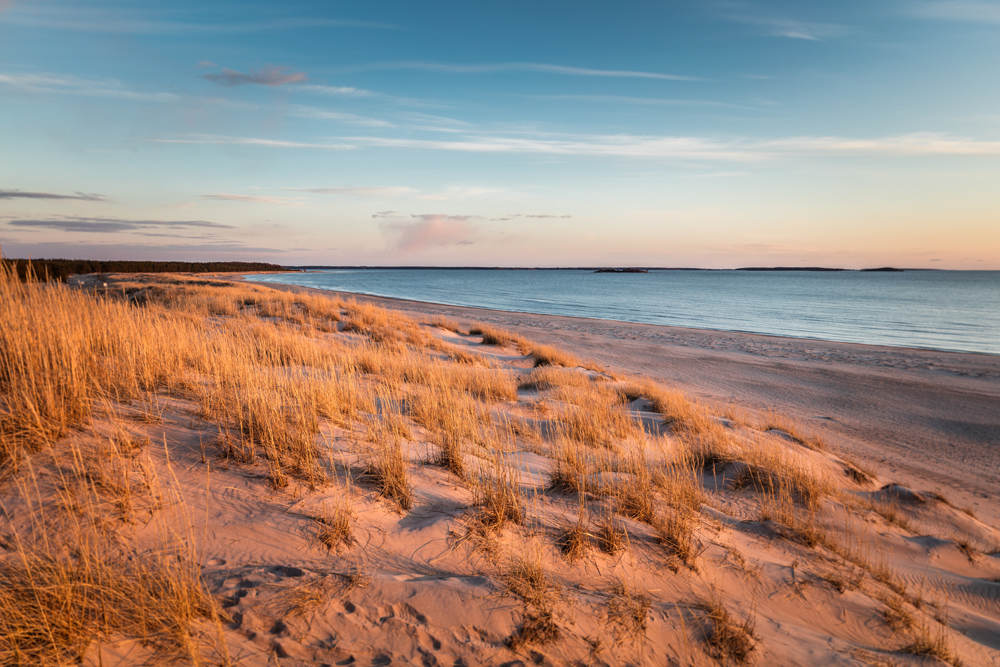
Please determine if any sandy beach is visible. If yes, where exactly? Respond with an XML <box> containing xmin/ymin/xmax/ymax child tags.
<box><xmin>250</xmin><ymin>279</ymin><xmax>1000</xmax><ymax>526</ymax></box>
<box><xmin>4</xmin><ymin>270</ymin><xmax>999</xmax><ymax>666</ymax></box>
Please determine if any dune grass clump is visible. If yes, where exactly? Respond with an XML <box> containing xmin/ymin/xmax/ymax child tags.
<box><xmin>654</xmin><ymin>511</ymin><xmax>700</xmax><ymax>569</ymax></box>
<box><xmin>558</xmin><ymin>507</ymin><xmax>591</xmax><ymax>563</ymax></box>
<box><xmin>315</xmin><ymin>498</ymin><xmax>356</xmax><ymax>552</ymax></box>
<box><xmin>365</xmin><ymin>439</ymin><xmax>413</xmax><ymax>512</ymax></box>
<box><xmin>505</xmin><ymin>550</ymin><xmax>555</xmax><ymax>607</ymax></box>
<box><xmin>606</xmin><ymin>578</ymin><xmax>651</xmax><ymax>644</ymax></box>
<box><xmin>518</xmin><ymin>366</ymin><xmax>594</xmax><ymax>391</ymax></box>
<box><xmin>756</xmin><ymin>409</ymin><xmax>825</xmax><ymax>450</ymax></box>
<box><xmin>0</xmin><ymin>548</ymin><xmax>216</xmax><ymax>666</ymax></box>
<box><xmin>900</xmin><ymin>622</ymin><xmax>963</xmax><ymax>666</ymax></box>
<box><xmin>471</xmin><ymin>444</ymin><xmax>525</xmax><ymax>532</ymax></box>
<box><xmin>470</xmin><ymin>325</ymin><xmax>529</xmax><ymax>351</ymax></box>
<box><xmin>697</xmin><ymin>593</ymin><xmax>756</xmax><ymax>664</ymax></box>
<box><xmin>530</xmin><ymin>344</ymin><xmax>581</xmax><ymax>368</ymax></box>
<box><xmin>506</xmin><ymin>610</ymin><xmax>560</xmax><ymax>650</ymax></box>
<box><xmin>554</xmin><ymin>384</ymin><xmax>646</xmax><ymax>449</ymax></box>
<box><xmin>597</xmin><ymin>512</ymin><xmax>630</xmax><ymax>555</ymax></box>
<box><xmin>364</xmin><ymin>400</ymin><xmax>414</xmax><ymax>511</ymax></box>
<box><xmin>0</xmin><ymin>451</ymin><xmax>220</xmax><ymax>667</ymax></box>
<box><xmin>548</xmin><ymin>438</ymin><xmax>593</xmax><ymax>494</ymax></box>
<box><xmin>427</xmin><ymin>315</ymin><xmax>466</xmax><ymax>334</ymax></box>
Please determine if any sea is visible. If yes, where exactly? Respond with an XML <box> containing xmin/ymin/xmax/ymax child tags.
<box><xmin>246</xmin><ymin>269</ymin><xmax>1000</xmax><ymax>356</ymax></box>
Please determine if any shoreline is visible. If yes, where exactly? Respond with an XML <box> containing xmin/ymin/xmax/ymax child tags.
<box><xmin>238</xmin><ymin>273</ymin><xmax>1000</xmax><ymax>525</ymax></box>
<box><xmin>244</xmin><ymin>272</ymin><xmax>999</xmax><ymax>358</ymax></box>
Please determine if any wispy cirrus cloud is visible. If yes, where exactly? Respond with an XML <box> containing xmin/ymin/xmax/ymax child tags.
<box><xmin>531</xmin><ymin>94</ymin><xmax>757</xmax><ymax>110</ymax></box>
<box><xmin>153</xmin><ymin>135</ymin><xmax>354</xmax><ymax>150</ymax></box>
<box><xmin>720</xmin><ymin>8</ymin><xmax>848</xmax><ymax>41</ymax></box>
<box><xmin>200</xmin><ymin>194</ymin><xmax>296</xmax><ymax>205</ymax></box>
<box><xmin>286</xmin><ymin>186</ymin><xmax>417</xmax><ymax>197</ymax></box>
<box><xmin>286</xmin><ymin>105</ymin><xmax>393</xmax><ymax>127</ymax></box>
<box><xmin>153</xmin><ymin>131</ymin><xmax>1000</xmax><ymax>161</ymax></box>
<box><xmin>490</xmin><ymin>213</ymin><xmax>572</xmax><ymax>221</ymax></box>
<box><xmin>335</xmin><ymin>61</ymin><xmax>703</xmax><ymax>81</ymax></box>
<box><xmin>0</xmin><ymin>189</ymin><xmax>104</xmax><ymax>201</ymax></box>
<box><xmin>0</xmin><ymin>9</ymin><xmax>399</xmax><ymax>34</ymax></box>
<box><xmin>911</xmin><ymin>1</ymin><xmax>1000</xmax><ymax>23</ymax></box>
<box><xmin>341</xmin><ymin>132</ymin><xmax>1000</xmax><ymax>160</ymax></box>
<box><xmin>6</xmin><ymin>216</ymin><xmax>235</xmax><ymax>234</ymax></box>
<box><xmin>202</xmin><ymin>65</ymin><xmax>306</xmax><ymax>87</ymax></box>
<box><xmin>289</xmin><ymin>84</ymin><xmax>377</xmax><ymax>98</ymax></box>
<box><xmin>417</xmin><ymin>186</ymin><xmax>501</xmax><ymax>201</ymax></box>
<box><xmin>0</xmin><ymin>72</ymin><xmax>178</xmax><ymax>102</ymax></box>
<box><xmin>379</xmin><ymin>213</ymin><xmax>480</xmax><ymax>252</ymax></box>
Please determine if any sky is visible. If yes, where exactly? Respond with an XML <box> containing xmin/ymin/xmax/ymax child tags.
<box><xmin>1</xmin><ymin>1</ymin><xmax>999</xmax><ymax>269</ymax></box>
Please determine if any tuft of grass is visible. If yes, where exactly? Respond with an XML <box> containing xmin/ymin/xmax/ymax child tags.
<box><xmin>877</xmin><ymin>593</ymin><xmax>914</xmax><ymax>633</ymax></box>
<box><xmin>654</xmin><ymin>511</ymin><xmax>700</xmax><ymax>569</ymax></box>
<box><xmin>606</xmin><ymin>578</ymin><xmax>651</xmax><ymax>644</ymax></box>
<box><xmin>519</xmin><ymin>366</ymin><xmax>593</xmax><ymax>391</ymax></box>
<box><xmin>506</xmin><ymin>610</ymin><xmax>559</xmax><ymax>651</ymax></box>
<box><xmin>504</xmin><ymin>548</ymin><xmax>558</xmax><ymax>610</ymax></box>
<box><xmin>530</xmin><ymin>344</ymin><xmax>581</xmax><ymax>368</ymax></box>
<box><xmin>697</xmin><ymin>593</ymin><xmax>756</xmax><ymax>664</ymax></box>
<box><xmin>315</xmin><ymin>497</ymin><xmax>355</xmax><ymax>552</ymax></box>
<box><xmin>558</xmin><ymin>510</ymin><xmax>590</xmax><ymax>564</ymax></box>
<box><xmin>596</xmin><ymin>510</ymin><xmax>629</xmax><ymax>556</ymax></box>
<box><xmin>612</xmin><ymin>470</ymin><xmax>658</xmax><ymax>524</ymax></box>
<box><xmin>470</xmin><ymin>325</ymin><xmax>528</xmax><ymax>351</ymax></box>
<box><xmin>843</xmin><ymin>457</ymin><xmax>877</xmax><ymax>485</ymax></box>
<box><xmin>471</xmin><ymin>450</ymin><xmax>524</xmax><ymax>532</ymax></box>
<box><xmin>365</xmin><ymin>405</ymin><xmax>414</xmax><ymax>512</ymax></box>
<box><xmin>900</xmin><ymin>622</ymin><xmax>963</xmax><ymax>666</ymax></box>
<box><xmin>427</xmin><ymin>315</ymin><xmax>466</xmax><ymax>334</ymax></box>
<box><xmin>555</xmin><ymin>384</ymin><xmax>645</xmax><ymax>449</ymax></box>
<box><xmin>756</xmin><ymin>409</ymin><xmax>825</xmax><ymax>450</ymax></box>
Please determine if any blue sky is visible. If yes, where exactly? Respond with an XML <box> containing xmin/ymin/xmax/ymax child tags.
<box><xmin>1</xmin><ymin>1</ymin><xmax>999</xmax><ymax>268</ymax></box>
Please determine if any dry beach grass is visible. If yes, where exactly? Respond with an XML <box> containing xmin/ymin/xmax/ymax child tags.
<box><xmin>1</xmin><ymin>263</ymin><xmax>998</xmax><ymax>665</ymax></box>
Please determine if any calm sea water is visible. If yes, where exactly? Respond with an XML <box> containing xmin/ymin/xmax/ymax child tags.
<box><xmin>247</xmin><ymin>270</ymin><xmax>1000</xmax><ymax>356</ymax></box>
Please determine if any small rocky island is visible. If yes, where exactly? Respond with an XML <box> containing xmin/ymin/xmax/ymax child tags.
<box><xmin>594</xmin><ymin>267</ymin><xmax>649</xmax><ymax>273</ymax></box>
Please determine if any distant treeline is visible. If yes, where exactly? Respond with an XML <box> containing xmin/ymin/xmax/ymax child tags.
<box><xmin>3</xmin><ymin>259</ymin><xmax>292</xmax><ymax>282</ymax></box>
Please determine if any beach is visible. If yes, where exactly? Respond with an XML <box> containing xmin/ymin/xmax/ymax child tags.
<box><xmin>4</xmin><ymin>270</ymin><xmax>999</xmax><ymax>666</ymax></box>
<box><xmin>252</xmin><ymin>279</ymin><xmax>1000</xmax><ymax>526</ymax></box>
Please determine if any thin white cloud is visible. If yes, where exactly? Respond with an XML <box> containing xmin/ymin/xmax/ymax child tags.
<box><xmin>337</xmin><ymin>61</ymin><xmax>703</xmax><ymax>81</ymax></box>
<box><xmin>723</xmin><ymin>14</ymin><xmax>848</xmax><ymax>40</ymax></box>
<box><xmin>285</xmin><ymin>186</ymin><xmax>417</xmax><ymax>197</ymax></box>
<box><xmin>417</xmin><ymin>186</ymin><xmax>500</xmax><ymax>200</ymax></box>
<box><xmin>200</xmin><ymin>194</ymin><xmax>296</xmax><ymax>205</ymax></box>
<box><xmin>0</xmin><ymin>9</ymin><xmax>400</xmax><ymax>34</ymax></box>
<box><xmin>0</xmin><ymin>72</ymin><xmax>178</xmax><ymax>102</ymax></box>
<box><xmin>350</xmin><ymin>132</ymin><xmax>1000</xmax><ymax>160</ymax></box>
<box><xmin>912</xmin><ymin>1</ymin><xmax>1000</xmax><ymax>22</ymax></box>
<box><xmin>289</xmin><ymin>84</ymin><xmax>376</xmax><ymax>98</ymax></box>
<box><xmin>287</xmin><ymin>105</ymin><xmax>393</xmax><ymax>128</ymax></box>
<box><xmin>152</xmin><ymin>135</ymin><xmax>355</xmax><ymax>150</ymax></box>
<box><xmin>530</xmin><ymin>94</ymin><xmax>756</xmax><ymax>110</ymax></box>
<box><xmin>152</xmin><ymin>131</ymin><xmax>1000</xmax><ymax>161</ymax></box>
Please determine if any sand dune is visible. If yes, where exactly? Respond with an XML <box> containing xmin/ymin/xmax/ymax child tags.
<box><xmin>2</xmin><ymin>270</ymin><xmax>998</xmax><ymax>666</ymax></box>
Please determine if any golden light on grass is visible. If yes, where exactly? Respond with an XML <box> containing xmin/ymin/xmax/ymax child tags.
<box><xmin>0</xmin><ymin>261</ymin><xmax>987</xmax><ymax>666</ymax></box>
